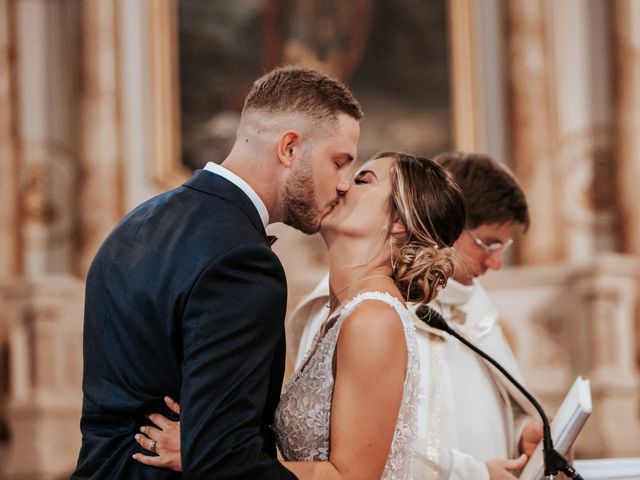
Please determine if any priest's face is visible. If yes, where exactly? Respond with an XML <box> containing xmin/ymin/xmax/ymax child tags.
<box><xmin>452</xmin><ymin>221</ymin><xmax>518</xmax><ymax>285</ymax></box>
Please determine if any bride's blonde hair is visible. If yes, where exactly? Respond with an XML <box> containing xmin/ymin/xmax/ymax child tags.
<box><xmin>376</xmin><ymin>151</ymin><xmax>466</xmax><ymax>304</ymax></box>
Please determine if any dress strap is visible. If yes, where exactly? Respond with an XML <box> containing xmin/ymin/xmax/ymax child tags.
<box><xmin>338</xmin><ymin>291</ymin><xmax>408</xmax><ymax>325</ymax></box>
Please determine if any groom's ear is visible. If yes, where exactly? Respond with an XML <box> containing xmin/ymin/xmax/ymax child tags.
<box><xmin>277</xmin><ymin>131</ymin><xmax>299</xmax><ymax>168</ymax></box>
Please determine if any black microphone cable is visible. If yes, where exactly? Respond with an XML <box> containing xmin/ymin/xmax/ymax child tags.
<box><xmin>416</xmin><ymin>305</ymin><xmax>583</xmax><ymax>480</ymax></box>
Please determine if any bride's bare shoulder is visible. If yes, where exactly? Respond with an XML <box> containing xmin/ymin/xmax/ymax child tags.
<box><xmin>337</xmin><ymin>298</ymin><xmax>407</xmax><ymax>366</ymax></box>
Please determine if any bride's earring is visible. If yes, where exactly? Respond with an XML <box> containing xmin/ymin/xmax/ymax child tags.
<box><xmin>390</xmin><ymin>240</ymin><xmax>397</xmax><ymax>274</ymax></box>
<box><xmin>388</xmin><ymin>221</ymin><xmax>407</xmax><ymax>276</ymax></box>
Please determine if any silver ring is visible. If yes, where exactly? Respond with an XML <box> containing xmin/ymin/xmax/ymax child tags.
<box><xmin>150</xmin><ymin>439</ymin><xmax>157</xmax><ymax>453</ymax></box>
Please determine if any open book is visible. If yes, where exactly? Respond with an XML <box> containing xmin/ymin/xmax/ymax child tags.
<box><xmin>519</xmin><ymin>376</ymin><xmax>592</xmax><ymax>480</ymax></box>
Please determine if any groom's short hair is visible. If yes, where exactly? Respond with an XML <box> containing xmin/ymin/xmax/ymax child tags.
<box><xmin>243</xmin><ymin>66</ymin><xmax>363</xmax><ymax>123</ymax></box>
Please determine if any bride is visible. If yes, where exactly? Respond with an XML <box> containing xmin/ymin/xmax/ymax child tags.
<box><xmin>132</xmin><ymin>151</ymin><xmax>466</xmax><ymax>479</ymax></box>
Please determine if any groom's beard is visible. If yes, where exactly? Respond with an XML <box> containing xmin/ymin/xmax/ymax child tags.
<box><xmin>283</xmin><ymin>155</ymin><xmax>321</xmax><ymax>235</ymax></box>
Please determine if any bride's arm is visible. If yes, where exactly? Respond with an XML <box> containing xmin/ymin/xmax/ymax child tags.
<box><xmin>284</xmin><ymin>301</ymin><xmax>408</xmax><ymax>480</ymax></box>
<box><xmin>134</xmin><ymin>301</ymin><xmax>407</xmax><ymax>480</ymax></box>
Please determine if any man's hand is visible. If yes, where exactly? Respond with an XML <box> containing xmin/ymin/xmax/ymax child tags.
<box><xmin>519</xmin><ymin>418</ymin><xmax>544</xmax><ymax>457</ymax></box>
<box><xmin>486</xmin><ymin>453</ymin><xmax>528</xmax><ymax>479</ymax></box>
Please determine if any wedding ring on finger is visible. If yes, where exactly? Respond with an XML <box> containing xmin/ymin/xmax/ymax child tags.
<box><xmin>150</xmin><ymin>439</ymin><xmax>157</xmax><ymax>453</ymax></box>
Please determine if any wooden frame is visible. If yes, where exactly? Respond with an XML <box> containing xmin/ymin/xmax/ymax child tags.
<box><xmin>0</xmin><ymin>0</ymin><xmax>21</xmax><ymax>276</ymax></box>
<box><xmin>145</xmin><ymin>0</ymin><xmax>479</xmax><ymax>186</ymax></box>
<box><xmin>147</xmin><ymin>0</ymin><xmax>190</xmax><ymax>188</ymax></box>
<box><xmin>447</xmin><ymin>0</ymin><xmax>485</xmax><ymax>152</ymax></box>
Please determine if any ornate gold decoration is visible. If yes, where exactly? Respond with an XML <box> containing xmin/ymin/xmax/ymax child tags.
<box><xmin>448</xmin><ymin>0</ymin><xmax>484</xmax><ymax>151</ymax></box>
<box><xmin>147</xmin><ymin>0</ymin><xmax>190</xmax><ymax>189</ymax></box>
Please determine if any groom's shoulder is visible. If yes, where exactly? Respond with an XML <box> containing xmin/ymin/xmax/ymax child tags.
<box><xmin>95</xmin><ymin>184</ymin><xmax>267</xmax><ymax>265</ymax></box>
<box><xmin>117</xmin><ymin>182</ymin><xmax>254</xmax><ymax>232</ymax></box>
<box><xmin>114</xmin><ymin>184</ymin><xmax>191</xmax><ymax>225</ymax></box>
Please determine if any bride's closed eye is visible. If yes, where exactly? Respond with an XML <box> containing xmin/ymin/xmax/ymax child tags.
<box><xmin>353</xmin><ymin>168</ymin><xmax>378</xmax><ymax>185</ymax></box>
<box><xmin>354</xmin><ymin>172</ymin><xmax>373</xmax><ymax>185</ymax></box>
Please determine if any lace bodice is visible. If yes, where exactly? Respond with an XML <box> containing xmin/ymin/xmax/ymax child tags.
<box><xmin>274</xmin><ymin>291</ymin><xmax>420</xmax><ymax>479</ymax></box>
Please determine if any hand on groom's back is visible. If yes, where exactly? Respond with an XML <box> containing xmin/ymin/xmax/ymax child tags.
<box><xmin>133</xmin><ymin>396</ymin><xmax>182</xmax><ymax>471</ymax></box>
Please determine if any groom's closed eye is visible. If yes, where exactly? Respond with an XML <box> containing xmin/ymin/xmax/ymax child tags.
<box><xmin>333</xmin><ymin>153</ymin><xmax>354</xmax><ymax>169</ymax></box>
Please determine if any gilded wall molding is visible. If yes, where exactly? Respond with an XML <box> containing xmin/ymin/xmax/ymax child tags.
<box><xmin>147</xmin><ymin>0</ymin><xmax>189</xmax><ymax>189</ymax></box>
<box><xmin>614</xmin><ymin>0</ymin><xmax>640</xmax><ymax>256</ymax></box>
<box><xmin>447</xmin><ymin>0</ymin><xmax>484</xmax><ymax>152</ymax></box>
<box><xmin>0</xmin><ymin>0</ymin><xmax>21</xmax><ymax>278</ymax></box>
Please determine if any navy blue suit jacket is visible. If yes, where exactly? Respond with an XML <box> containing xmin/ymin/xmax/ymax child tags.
<box><xmin>72</xmin><ymin>170</ymin><xmax>297</xmax><ymax>479</ymax></box>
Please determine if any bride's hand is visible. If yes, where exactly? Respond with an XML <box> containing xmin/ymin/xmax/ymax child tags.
<box><xmin>132</xmin><ymin>396</ymin><xmax>182</xmax><ymax>472</ymax></box>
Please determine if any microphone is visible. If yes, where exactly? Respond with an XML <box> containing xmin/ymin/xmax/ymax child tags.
<box><xmin>415</xmin><ymin>305</ymin><xmax>583</xmax><ymax>480</ymax></box>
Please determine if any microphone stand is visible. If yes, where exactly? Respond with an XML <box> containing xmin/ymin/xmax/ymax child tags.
<box><xmin>416</xmin><ymin>306</ymin><xmax>583</xmax><ymax>480</ymax></box>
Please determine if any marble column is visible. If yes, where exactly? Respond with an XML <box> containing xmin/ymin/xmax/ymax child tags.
<box><xmin>16</xmin><ymin>0</ymin><xmax>79</xmax><ymax>277</ymax></box>
<box><xmin>0</xmin><ymin>1</ymin><xmax>87</xmax><ymax>477</ymax></box>
<box><xmin>0</xmin><ymin>0</ymin><xmax>20</xmax><ymax>279</ymax></box>
<box><xmin>448</xmin><ymin>0</ymin><xmax>509</xmax><ymax>163</ymax></box>
<box><xmin>79</xmin><ymin>0</ymin><xmax>124</xmax><ymax>276</ymax></box>
<box><xmin>614</xmin><ymin>1</ymin><xmax>640</xmax><ymax>256</ymax></box>
<box><xmin>505</xmin><ymin>0</ymin><xmax>562</xmax><ymax>264</ymax></box>
<box><xmin>0</xmin><ymin>0</ymin><xmax>22</xmax><ymax>461</ymax></box>
<box><xmin>613</xmin><ymin>0</ymin><xmax>640</xmax><ymax>380</ymax></box>
<box><xmin>1</xmin><ymin>277</ymin><xmax>85</xmax><ymax>477</ymax></box>
<box><xmin>570</xmin><ymin>256</ymin><xmax>640</xmax><ymax>456</ymax></box>
<box><xmin>448</xmin><ymin>0</ymin><xmax>484</xmax><ymax>152</ymax></box>
<box><xmin>549</xmin><ymin>0</ymin><xmax>616</xmax><ymax>261</ymax></box>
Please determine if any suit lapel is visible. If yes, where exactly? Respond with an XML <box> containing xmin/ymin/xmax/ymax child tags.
<box><xmin>184</xmin><ymin>169</ymin><xmax>267</xmax><ymax>236</ymax></box>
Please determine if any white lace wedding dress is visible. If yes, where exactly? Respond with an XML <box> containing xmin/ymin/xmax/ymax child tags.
<box><xmin>273</xmin><ymin>291</ymin><xmax>421</xmax><ymax>479</ymax></box>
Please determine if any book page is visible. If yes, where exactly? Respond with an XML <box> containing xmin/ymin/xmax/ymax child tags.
<box><xmin>519</xmin><ymin>376</ymin><xmax>592</xmax><ymax>480</ymax></box>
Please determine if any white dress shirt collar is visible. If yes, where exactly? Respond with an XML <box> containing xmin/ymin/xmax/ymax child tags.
<box><xmin>203</xmin><ymin>162</ymin><xmax>269</xmax><ymax>228</ymax></box>
<box><xmin>435</xmin><ymin>278</ymin><xmax>498</xmax><ymax>340</ymax></box>
<box><xmin>435</xmin><ymin>278</ymin><xmax>476</xmax><ymax>306</ymax></box>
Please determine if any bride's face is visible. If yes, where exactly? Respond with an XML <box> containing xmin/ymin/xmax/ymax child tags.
<box><xmin>320</xmin><ymin>156</ymin><xmax>395</xmax><ymax>239</ymax></box>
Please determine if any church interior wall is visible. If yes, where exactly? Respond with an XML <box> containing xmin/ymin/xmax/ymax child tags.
<box><xmin>0</xmin><ymin>0</ymin><xmax>638</xmax><ymax>478</ymax></box>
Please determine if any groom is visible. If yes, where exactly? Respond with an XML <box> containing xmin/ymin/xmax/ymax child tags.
<box><xmin>72</xmin><ymin>66</ymin><xmax>362</xmax><ymax>479</ymax></box>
